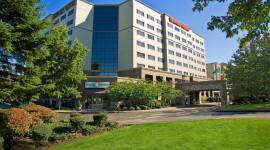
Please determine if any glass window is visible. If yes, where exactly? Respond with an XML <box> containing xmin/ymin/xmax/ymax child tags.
<box><xmin>147</xmin><ymin>44</ymin><xmax>155</xmax><ymax>50</ymax></box>
<box><xmin>176</xmin><ymin>52</ymin><xmax>181</xmax><ymax>57</ymax></box>
<box><xmin>158</xmin><ymin>57</ymin><xmax>164</xmax><ymax>62</ymax></box>
<box><xmin>147</xmin><ymin>14</ymin><xmax>154</xmax><ymax>21</ymax></box>
<box><xmin>183</xmin><ymin>55</ymin><xmax>188</xmax><ymax>59</ymax></box>
<box><xmin>157</xmin><ymin>47</ymin><xmax>163</xmax><ymax>53</ymax></box>
<box><xmin>147</xmin><ymin>34</ymin><xmax>155</xmax><ymax>40</ymax></box>
<box><xmin>169</xmin><ymin>59</ymin><xmax>175</xmax><ymax>64</ymax></box>
<box><xmin>137</xmin><ymin>52</ymin><xmax>145</xmax><ymax>58</ymax></box>
<box><xmin>137</xmin><ymin>63</ymin><xmax>145</xmax><ymax>68</ymax></box>
<box><xmin>67</xmin><ymin>19</ymin><xmax>73</xmax><ymax>26</ymax></box>
<box><xmin>181</xmin><ymin>30</ymin><xmax>186</xmax><ymax>35</ymax></box>
<box><xmin>148</xmin><ymin>55</ymin><xmax>155</xmax><ymax>61</ymax></box>
<box><xmin>61</xmin><ymin>14</ymin><xmax>66</xmax><ymax>21</ymax></box>
<box><xmin>169</xmin><ymin>69</ymin><xmax>175</xmax><ymax>73</ymax></box>
<box><xmin>136</xmin><ymin>19</ymin><xmax>144</xmax><ymax>26</ymax></box>
<box><xmin>137</xmin><ymin>41</ymin><xmax>145</xmax><ymax>47</ymax></box>
<box><xmin>148</xmin><ymin>65</ymin><xmax>155</xmax><ymax>69</ymax></box>
<box><xmin>68</xmin><ymin>9</ymin><xmax>74</xmax><ymax>16</ymax></box>
<box><xmin>168</xmin><ymin>32</ymin><xmax>173</xmax><ymax>37</ymax></box>
<box><xmin>176</xmin><ymin>61</ymin><xmax>182</xmax><ymax>66</ymax></box>
<box><xmin>175</xmin><ymin>27</ymin><xmax>180</xmax><ymax>32</ymax></box>
<box><xmin>168</xmin><ymin>41</ymin><xmax>174</xmax><ymax>46</ymax></box>
<box><xmin>175</xmin><ymin>35</ymin><xmax>181</xmax><ymax>40</ymax></box>
<box><xmin>91</xmin><ymin>6</ymin><xmax>119</xmax><ymax>76</ymax></box>
<box><xmin>147</xmin><ymin>24</ymin><xmax>154</xmax><ymax>31</ymax></box>
<box><xmin>167</xmin><ymin>23</ymin><xmax>173</xmax><ymax>28</ymax></box>
<box><xmin>169</xmin><ymin>50</ymin><xmax>174</xmax><ymax>55</ymax></box>
<box><xmin>157</xmin><ymin>28</ymin><xmax>162</xmax><ymax>34</ymax></box>
<box><xmin>68</xmin><ymin>30</ymin><xmax>72</xmax><ymax>35</ymax></box>
<box><xmin>137</xmin><ymin>30</ymin><xmax>145</xmax><ymax>37</ymax></box>
<box><xmin>156</xmin><ymin>19</ymin><xmax>161</xmax><ymax>24</ymax></box>
<box><xmin>182</xmin><ymin>46</ymin><xmax>187</xmax><ymax>51</ymax></box>
<box><xmin>182</xmin><ymin>38</ymin><xmax>187</xmax><ymax>43</ymax></box>
<box><xmin>176</xmin><ymin>43</ymin><xmax>181</xmax><ymax>49</ymax></box>
<box><xmin>136</xmin><ymin>9</ymin><xmax>144</xmax><ymax>16</ymax></box>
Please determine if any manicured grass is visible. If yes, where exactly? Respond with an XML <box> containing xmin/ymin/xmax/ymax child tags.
<box><xmin>224</xmin><ymin>103</ymin><xmax>270</xmax><ymax>111</ymax></box>
<box><xmin>53</xmin><ymin>119</ymin><xmax>270</xmax><ymax>150</ymax></box>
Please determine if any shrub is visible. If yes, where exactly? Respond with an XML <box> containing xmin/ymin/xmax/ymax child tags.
<box><xmin>207</xmin><ymin>97</ymin><xmax>220</xmax><ymax>102</ymax></box>
<box><xmin>105</xmin><ymin>121</ymin><xmax>119</xmax><ymax>130</ymax></box>
<box><xmin>82</xmin><ymin>125</ymin><xmax>100</xmax><ymax>136</ymax></box>
<box><xmin>140</xmin><ymin>105</ymin><xmax>148</xmax><ymax>110</ymax></box>
<box><xmin>147</xmin><ymin>100</ymin><xmax>162</xmax><ymax>109</ymax></box>
<box><xmin>128</xmin><ymin>106</ymin><xmax>135</xmax><ymax>111</ymax></box>
<box><xmin>5</xmin><ymin>108</ymin><xmax>32</xmax><ymax>136</ymax></box>
<box><xmin>53</xmin><ymin>122</ymin><xmax>72</xmax><ymax>134</ymax></box>
<box><xmin>70</xmin><ymin>113</ymin><xmax>85</xmax><ymax>132</ymax></box>
<box><xmin>135</xmin><ymin>106</ymin><xmax>141</xmax><ymax>110</ymax></box>
<box><xmin>122</xmin><ymin>107</ymin><xmax>128</xmax><ymax>111</ymax></box>
<box><xmin>31</xmin><ymin>123</ymin><xmax>52</xmax><ymax>144</ymax></box>
<box><xmin>49</xmin><ymin>133</ymin><xmax>73</xmax><ymax>142</ymax></box>
<box><xmin>93</xmin><ymin>113</ymin><xmax>108</xmax><ymax>127</ymax></box>
<box><xmin>24</xmin><ymin>104</ymin><xmax>57</xmax><ymax>124</ymax></box>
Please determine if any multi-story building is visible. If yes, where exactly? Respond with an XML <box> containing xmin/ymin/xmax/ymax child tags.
<box><xmin>206</xmin><ymin>62</ymin><xmax>227</xmax><ymax>80</ymax></box>
<box><xmin>45</xmin><ymin>0</ymin><xmax>207</xmax><ymax>81</ymax></box>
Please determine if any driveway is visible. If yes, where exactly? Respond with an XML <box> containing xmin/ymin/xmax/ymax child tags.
<box><xmin>59</xmin><ymin>106</ymin><xmax>270</xmax><ymax>124</ymax></box>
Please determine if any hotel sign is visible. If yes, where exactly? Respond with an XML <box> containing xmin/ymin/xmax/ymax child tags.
<box><xmin>85</xmin><ymin>82</ymin><xmax>110</xmax><ymax>89</ymax></box>
<box><xmin>169</xmin><ymin>17</ymin><xmax>191</xmax><ymax>31</ymax></box>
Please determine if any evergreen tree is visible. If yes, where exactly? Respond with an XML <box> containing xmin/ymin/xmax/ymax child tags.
<box><xmin>0</xmin><ymin>0</ymin><xmax>48</xmax><ymax>103</ymax></box>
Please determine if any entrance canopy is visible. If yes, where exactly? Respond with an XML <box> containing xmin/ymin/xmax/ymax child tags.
<box><xmin>176</xmin><ymin>80</ymin><xmax>229</xmax><ymax>105</ymax></box>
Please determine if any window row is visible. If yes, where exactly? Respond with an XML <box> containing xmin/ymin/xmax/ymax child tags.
<box><xmin>167</xmin><ymin>22</ymin><xmax>204</xmax><ymax>46</ymax></box>
<box><xmin>53</xmin><ymin>9</ymin><xmax>74</xmax><ymax>25</ymax></box>
<box><xmin>136</xmin><ymin>19</ymin><xmax>162</xmax><ymax>34</ymax></box>
<box><xmin>136</xmin><ymin>9</ymin><xmax>162</xmax><ymax>25</ymax></box>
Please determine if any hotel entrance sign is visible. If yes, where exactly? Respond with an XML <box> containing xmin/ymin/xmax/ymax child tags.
<box><xmin>85</xmin><ymin>82</ymin><xmax>110</xmax><ymax>89</ymax></box>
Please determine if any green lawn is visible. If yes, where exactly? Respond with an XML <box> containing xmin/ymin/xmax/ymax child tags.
<box><xmin>224</xmin><ymin>103</ymin><xmax>270</xmax><ymax>111</ymax></box>
<box><xmin>53</xmin><ymin>119</ymin><xmax>270</xmax><ymax>150</ymax></box>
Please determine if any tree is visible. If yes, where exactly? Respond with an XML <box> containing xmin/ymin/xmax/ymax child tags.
<box><xmin>226</xmin><ymin>34</ymin><xmax>270</xmax><ymax>103</ymax></box>
<box><xmin>156</xmin><ymin>82</ymin><xmax>183</xmax><ymax>105</ymax></box>
<box><xmin>192</xmin><ymin>0</ymin><xmax>270</xmax><ymax>47</ymax></box>
<box><xmin>109</xmin><ymin>81</ymin><xmax>159</xmax><ymax>106</ymax></box>
<box><xmin>0</xmin><ymin>0</ymin><xmax>48</xmax><ymax>103</ymax></box>
<box><xmin>40</xmin><ymin>25</ymin><xmax>88</xmax><ymax>109</ymax></box>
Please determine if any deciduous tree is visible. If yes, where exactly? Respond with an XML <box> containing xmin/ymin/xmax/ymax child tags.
<box><xmin>192</xmin><ymin>0</ymin><xmax>270</xmax><ymax>47</ymax></box>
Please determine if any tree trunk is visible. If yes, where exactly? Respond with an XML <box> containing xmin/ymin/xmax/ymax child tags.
<box><xmin>58</xmin><ymin>99</ymin><xmax>62</xmax><ymax>110</ymax></box>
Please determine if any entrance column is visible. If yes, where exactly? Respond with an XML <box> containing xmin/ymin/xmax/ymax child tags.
<box><xmin>199</xmin><ymin>91</ymin><xmax>202</xmax><ymax>104</ymax></box>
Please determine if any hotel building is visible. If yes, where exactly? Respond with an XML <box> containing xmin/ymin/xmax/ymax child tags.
<box><xmin>45</xmin><ymin>0</ymin><xmax>208</xmax><ymax>84</ymax></box>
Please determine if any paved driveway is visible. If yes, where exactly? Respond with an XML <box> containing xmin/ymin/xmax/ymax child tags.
<box><xmin>59</xmin><ymin>106</ymin><xmax>270</xmax><ymax>124</ymax></box>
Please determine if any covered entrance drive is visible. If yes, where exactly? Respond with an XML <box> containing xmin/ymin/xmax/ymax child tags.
<box><xmin>82</xmin><ymin>89</ymin><xmax>109</xmax><ymax>111</ymax></box>
<box><xmin>176</xmin><ymin>80</ymin><xmax>229</xmax><ymax>105</ymax></box>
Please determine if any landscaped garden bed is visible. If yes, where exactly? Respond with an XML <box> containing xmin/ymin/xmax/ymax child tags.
<box><xmin>0</xmin><ymin>104</ymin><xmax>119</xmax><ymax>150</ymax></box>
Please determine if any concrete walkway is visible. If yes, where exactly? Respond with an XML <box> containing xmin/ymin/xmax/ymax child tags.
<box><xmin>59</xmin><ymin>106</ymin><xmax>270</xmax><ymax>125</ymax></box>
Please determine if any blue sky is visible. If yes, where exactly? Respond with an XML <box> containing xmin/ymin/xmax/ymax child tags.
<box><xmin>40</xmin><ymin>0</ymin><xmax>240</xmax><ymax>63</ymax></box>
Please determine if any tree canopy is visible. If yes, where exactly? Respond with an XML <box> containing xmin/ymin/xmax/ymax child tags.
<box><xmin>227</xmin><ymin>34</ymin><xmax>270</xmax><ymax>103</ymax></box>
<box><xmin>192</xmin><ymin>0</ymin><xmax>270</xmax><ymax>47</ymax></box>
<box><xmin>0</xmin><ymin>0</ymin><xmax>88</xmax><ymax>104</ymax></box>
<box><xmin>0</xmin><ymin>0</ymin><xmax>48</xmax><ymax>103</ymax></box>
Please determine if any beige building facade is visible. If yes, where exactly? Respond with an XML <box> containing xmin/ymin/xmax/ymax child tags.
<box><xmin>46</xmin><ymin>0</ymin><xmax>207</xmax><ymax>79</ymax></box>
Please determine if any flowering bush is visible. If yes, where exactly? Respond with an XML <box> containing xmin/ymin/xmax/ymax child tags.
<box><xmin>24</xmin><ymin>104</ymin><xmax>57</xmax><ymax>124</ymax></box>
<box><xmin>5</xmin><ymin>108</ymin><xmax>32</xmax><ymax>135</ymax></box>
